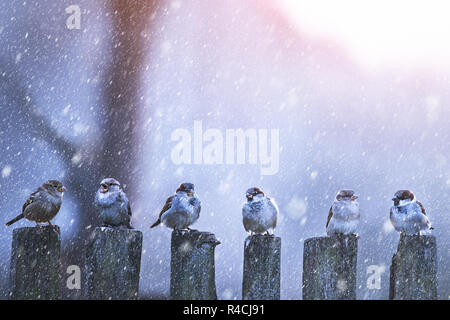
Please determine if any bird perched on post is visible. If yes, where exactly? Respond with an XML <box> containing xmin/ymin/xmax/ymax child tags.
<box><xmin>150</xmin><ymin>183</ymin><xmax>201</xmax><ymax>230</ymax></box>
<box><xmin>242</xmin><ymin>187</ymin><xmax>278</xmax><ymax>236</ymax></box>
<box><xmin>390</xmin><ymin>190</ymin><xmax>433</xmax><ymax>235</ymax></box>
<box><xmin>94</xmin><ymin>178</ymin><xmax>133</xmax><ymax>229</ymax></box>
<box><xmin>326</xmin><ymin>190</ymin><xmax>360</xmax><ymax>236</ymax></box>
<box><xmin>5</xmin><ymin>180</ymin><xmax>66</xmax><ymax>229</ymax></box>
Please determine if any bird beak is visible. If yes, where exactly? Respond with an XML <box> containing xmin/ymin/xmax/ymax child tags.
<box><xmin>351</xmin><ymin>195</ymin><xmax>358</xmax><ymax>200</ymax></box>
<box><xmin>187</xmin><ymin>192</ymin><xmax>194</xmax><ymax>197</ymax></box>
<box><xmin>392</xmin><ymin>197</ymin><xmax>398</xmax><ymax>201</ymax></box>
<box><xmin>101</xmin><ymin>184</ymin><xmax>108</xmax><ymax>193</ymax></box>
<box><xmin>58</xmin><ymin>186</ymin><xmax>67</xmax><ymax>193</ymax></box>
<box><xmin>247</xmin><ymin>194</ymin><xmax>253</xmax><ymax>200</ymax></box>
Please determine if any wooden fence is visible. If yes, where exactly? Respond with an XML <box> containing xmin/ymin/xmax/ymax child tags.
<box><xmin>7</xmin><ymin>226</ymin><xmax>438</xmax><ymax>300</ymax></box>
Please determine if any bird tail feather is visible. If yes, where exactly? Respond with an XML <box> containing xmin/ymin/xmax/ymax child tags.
<box><xmin>6</xmin><ymin>213</ymin><xmax>24</xmax><ymax>227</ymax></box>
<box><xmin>150</xmin><ymin>219</ymin><xmax>161</xmax><ymax>228</ymax></box>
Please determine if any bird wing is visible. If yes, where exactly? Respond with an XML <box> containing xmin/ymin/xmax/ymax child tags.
<box><xmin>416</xmin><ymin>201</ymin><xmax>427</xmax><ymax>216</ymax></box>
<box><xmin>22</xmin><ymin>188</ymin><xmax>41</xmax><ymax>213</ymax></box>
<box><xmin>242</xmin><ymin>216</ymin><xmax>252</xmax><ymax>233</ymax></box>
<box><xmin>159</xmin><ymin>195</ymin><xmax>175</xmax><ymax>220</ymax></box>
<box><xmin>196</xmin><ymin>200</ymin><xmax>201</xmax><ymax>217</ymax></box>
<box><xmin>119</xmin><ymin>191</ymin><xmax>132</xmax><ymax>216</ymax></box>
<box><xmin>127</xmin><ymin>201</ymin><xmax>132</xmax><ymax>217</ymax></box>
<box><xmin>242</xmin><ymin>202</ymin><xmax>252</xmax><ymax>232</ymax></box>
<box><xmin>242</xmin><ymin>204</ymin><xmax>253</xmax><ymax>232</ymax></box>
<box><xmin>189</xmin><ymin>196</ymin><xmax>201</xmax><ymax>217</ymax></box>
<box><xmin>150</xmin><ymin>194</ymin><xmax>175</xmax><ymax>228</ymax></box>
<box><xmin>266</xmin><ymin>197</ymin><xmax>279</xmax><ymax>228</ymax></box>
<box><xmin>326</xmin><ymin>206</ymin><xmax>333</xmax><ymax>228</ymax></box>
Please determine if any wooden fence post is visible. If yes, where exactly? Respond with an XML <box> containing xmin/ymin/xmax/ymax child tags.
<box><xmin>242</xmin><ymin>234</ymin><xmax>281</xmax><ymax>300</ymax></box>
<box><xmin>389</xmin><ymin>234</ymin><xmax>437</xmax><ymax>300</ymax></box>
<box><xmin>9</xmin><ymin>226</ymin><xmax>61</xmax><ymax>300</ymax></box>
<box><xmin>302</xmin><ymin>235</ymin><xmax>358</xmax><ymax>300</ymax></box>
<box><xmin>170</xmin><ymin>230</ymin><xmax>220</xmax><ymax>300</ymax></box>
<box><xmin>85</xmin><ymin>227</ymin><xmax>143</xmax><ymax>300</ymax></box>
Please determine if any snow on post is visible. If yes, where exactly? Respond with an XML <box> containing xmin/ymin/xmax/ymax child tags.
<box><xmin>302</xmin><ymin>235</ymin><xmax>358</xmax><ymax>300</ymax></box>
<box><xmin>9</xmin><ymin>226</ymin><xmax>61</xmax><ymax>300</ymax></box>
<box><xmin>170</xmin><ymin>230</ymin><xmax>220</xmax><ymax>300</ymax></box>
<box><xmin>389</xmin><ymin>234</ymin><xmax>437</xmax><ymax>300</ymax></box>
<box><xmin>85</xmin><ymin>227</ymin><xmax>143</xmax><ymax>300</ymax></box>
<box><xmin>242</xmin><ymin>234</ymin><xmax>281</xmax><ymax>300</ymax></box>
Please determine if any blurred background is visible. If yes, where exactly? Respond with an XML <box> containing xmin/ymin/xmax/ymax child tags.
<box><xmin>0</xmin><ymin>0</ymin><xmax>449</xmax><ymax>299</ymax></box>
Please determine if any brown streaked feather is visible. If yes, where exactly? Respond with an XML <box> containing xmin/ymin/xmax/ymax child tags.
<box><xmin>22</xmin><ymin>189</ymin><xmax>40</xmax><ymax>213</ymax></box>
<box><xmin>151</xmin><ymin>195</ymin><xmax>175</xmax><ymax>228</ymax></box>
<box><xmin>326</xmin><ymin>206</ymin><xmax>333</xmax><ymax>228</ymax></box>
<box><xmin>159</xmin><ymin>195</ymin><xmax>175</xmax><ymax>218</ymax></box>
<box><xmin>127</xmin><ymin>201</ymin><xmax>132</xmax><ymax>217</ymax></box>
<box><xmin>416</xmin><ymin>201</ymin><xmax>427</xmax><ymax>216</ymax></box>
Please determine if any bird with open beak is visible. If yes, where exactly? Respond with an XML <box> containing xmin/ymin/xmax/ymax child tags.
<box><xmin>150</xmin><ymin>183</ymin><xmax>201</xmax><ymax>230</ymax></box>
<box><xmin>326</xmin><ymin>189</ymin><xmax>360</xmax><ymax>236</ymax></box>
<box><xmin>242</xmin><ymin>187</ymin><xmax>279</xmax><ymax>236</ymax></box>
<box><xmin>390</xmin><ymin>190</ymin><xmax>433</xmax><ymax>235</ymax></box>
<box><xmin>6</xmin><ymin>179</ymin><xmax>66</xmax><ymax>230</ymax></box>
<box><xmin>94</xmin><ymin>178</ymin><xmax>133</xmax><ymax>229</ymax></box>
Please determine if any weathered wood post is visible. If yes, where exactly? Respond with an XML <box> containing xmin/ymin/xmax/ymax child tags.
<box><xmin>9</xmin><ymin>226</ymin><xmax>61</xmax><ymax>300</ymax></box>
<box><xmin>170</xmin><ymin>230</ymin><xmax>220</xmax><ymax>300</ymax></box>
<box><xmin>389</xmin><ymin>234</ymin><xmax>437</xmax><ymax>300</ymax></box>
<box><xmin>85</xmin><ymin>227</ymin><xmax>143</xmax><ymax>300</ymax></box>
<box><xmin>242</xmin><ymin>234</ymin><xmax>281</xmax><ymax>300</ymax></box>
<box><xmin>302</xmin><ymin>235</ymin><xmax>358</xmax><ymax>300</ymax></box>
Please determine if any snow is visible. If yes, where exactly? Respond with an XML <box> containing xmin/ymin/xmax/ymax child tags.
<box><xmin>1</xmin><ymin>166</ymin><xmax>12</xmax><ymax>178</ymax></box>
<box><xmin>0</xmin><ymin>0</ymin><xmax>448</xmax><ymax>300</ymax></box>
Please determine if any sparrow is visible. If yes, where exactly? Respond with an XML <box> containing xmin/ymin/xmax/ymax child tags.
<box><xmin>326</xmin><ymin>190</ymin><xmax>360</xmax><ymax>236</ymax></box>
<box><xmin>242</xmin><ymin>187</ymin><xmax>278</xmax><ymax>236</ymax></box>
<box><xmin>6</xmin><ymin>180</ymin><xmax>66</xmax><ymax>229</ymax></box>
<box><xmin>150</xmin><ymin>183</ymin><xmax>201</xmax><ymax>230</ymax></box>
<box><xmin>94</xmin><ymin>178</ymin><xmax>133</xmax><ymax>229</ymax></box>
<box><xmin>390</xmin><ymin>190</ymin><xmax>433</xmax><ymax>235</ymax></box>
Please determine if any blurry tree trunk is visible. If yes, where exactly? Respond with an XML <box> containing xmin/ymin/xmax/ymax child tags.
<box><xmin>62</xmin><ymin>0</ymin><xmax>159</xmax><ymax>299</ymax></box>
<box><xmin>99</xmin><ymin>0</ymin><xmax>158</xmax><ymax>190</ymax></box>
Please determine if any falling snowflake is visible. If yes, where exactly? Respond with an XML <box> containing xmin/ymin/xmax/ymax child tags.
<box><xmin>2</xmin><ymin>166</ymin><xmax>12</xmax><ymax>178</ymax></box>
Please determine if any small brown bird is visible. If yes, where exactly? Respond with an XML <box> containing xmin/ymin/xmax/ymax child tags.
<box><xmin>6</xmin><ymin>180</ymin><xmax>66</xmax><ymax>229</ymax></box>
<box><xmin>150</xmin><ymin>183</ymin><xmax>201</xmax><ymax>230</ymax></box>
<box><xmin>326</xmin><ymin>190</ymin><xmax>360</xmax><ymax>236</ymax></box>
<box><xmin>242</xmin><ymin>187</ymin><xmax>278</xmax><ymax>235</ymax></box>
<box><xmin>390</xmin><ymin>190</ymin><xmax>433</xmax><ymax>235</ymax></box>
<box><xmin>94</xmin><ymin>178</ymin><xmax>133</xmax><ymax>229</ymax></box>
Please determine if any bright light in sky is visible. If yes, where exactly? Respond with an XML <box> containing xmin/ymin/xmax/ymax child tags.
<box><xmin>278</xmin><ymin>0</ymin><xmax>450</xmax><ymax>70</ymax></box>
